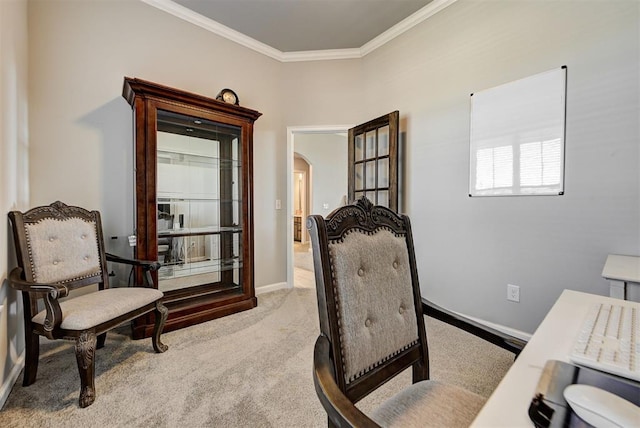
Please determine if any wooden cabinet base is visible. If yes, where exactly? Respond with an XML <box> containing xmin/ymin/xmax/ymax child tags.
<box><xmin>132</xmin><ymin>296</ymin><xmax>257</xmax><ymax>339</ymax></box>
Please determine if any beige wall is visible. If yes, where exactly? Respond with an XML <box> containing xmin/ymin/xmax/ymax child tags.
<box><xmin>0</xmin><ymin>0</ymin><xmax>29</xmax><ymax>405</ymax></box>
<box><xmin>281</xmin><ymin>59</ymin><xmax>363</xmax><ymax>125</ymax></box>
<box><xmin>361</xmin><ymin>0</ymin><xmax>639</xmax><ymax>333</ymax></box>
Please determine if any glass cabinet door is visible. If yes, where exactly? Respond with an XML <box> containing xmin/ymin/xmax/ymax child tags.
<box><xmin>155</xmin><ymin>109</ymin><xmax>243</xmax><ymax>293</ymax></box>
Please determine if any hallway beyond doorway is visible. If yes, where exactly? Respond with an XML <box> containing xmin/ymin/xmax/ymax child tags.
<box><xmin>294</xmin><ymin>242</ymin><xmax>312</xmax><ymax>271</ymax></box>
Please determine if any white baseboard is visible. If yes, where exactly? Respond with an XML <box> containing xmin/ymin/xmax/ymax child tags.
<box><xmin>454</xmin><ymin>311</ymin><xmax>532</xmax><ymax>342</ymax></box>
<box><xmin>255</xmin><ymin>282</ymin><xmax>291</xmax><ymax>295</ymax></box>
<box><xmin>0</xmin><ymin>350</ymin><xmax>24</xmax><ymax>409</ymax></box>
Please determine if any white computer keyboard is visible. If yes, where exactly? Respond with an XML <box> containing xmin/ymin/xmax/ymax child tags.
<box><xmin>569</xmin><ymin>302</ymin><xmax>640</xmax><ymax>382</ymax></box>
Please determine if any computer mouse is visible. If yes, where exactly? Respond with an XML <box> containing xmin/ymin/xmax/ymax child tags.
<box><xmin>563</xmin><ymin>384</ymin><xmax>640</xmax><ymax>428</ymax></box>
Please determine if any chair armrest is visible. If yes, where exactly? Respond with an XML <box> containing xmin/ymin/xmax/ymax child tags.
<box><xmin>422</xmin><ymin>298</ymin><xmax>526</xmax><ymax>356</ymax></box>
<box><xmin>313</xmin><ymin>335</ymin><xmax>380</xmax><ymax>428</ymax></box>
<box><xmin>106</xmin><ymin>253</ymin><xmax>161</xmax><ymax>288</ymax></box>
<box><xmin>9</xmin><ymin>267</ymin><xmax>69</xmax><ymax>297</ymax></box>
<box><xmin>106</xmin><ymin>253</ymin><xmax>161</xmax><ymax>271</ymax></box>
<box><xmin>9</xmin><ymin>267</ymin><xmax>66</xmax><ymax>337</ymax></box>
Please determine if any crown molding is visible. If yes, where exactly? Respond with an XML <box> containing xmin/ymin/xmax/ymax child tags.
<box><xmin>141</xmin><ymin>0</ymin><xmax>284</xmax><ymax>61</ymax></box>
<box><xmin>361</xmin><ymin>0</ymin><xmax>459</xmax><ymax>56</ymax></box>
<box><xmin>141</xmin><ymin>0</ymin><xmax>457</xmax><ymax>63</ymax></box>
<box><xmin>281</xmin><ymin>48</ymin><xmax>363</xmax><ymax>63</ymax></box>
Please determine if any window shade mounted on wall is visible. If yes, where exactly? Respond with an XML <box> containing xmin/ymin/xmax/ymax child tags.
<box><xmin>469</xmin><ymin>66</ymin><xmax>567</xmax><ymax>197</ymax></box>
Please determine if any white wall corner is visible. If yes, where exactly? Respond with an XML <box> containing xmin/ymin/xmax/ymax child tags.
<box><xmin>0</xmin><ymin>349</ymin><xmax>24</xmax><ymax>410</ymax></box>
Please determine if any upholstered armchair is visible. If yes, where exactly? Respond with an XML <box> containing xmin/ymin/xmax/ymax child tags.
<box><xmin>8</xmin><ymin>201</ymin><xmax>168</xmax><ymax>408</ymax></box>
<box><xmin>307</xmin><ymin>197</ymin><xmax>525</xmax><ymax>427</ymax></box>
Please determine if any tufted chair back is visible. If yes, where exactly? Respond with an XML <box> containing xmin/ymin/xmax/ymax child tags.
<box><xmin>10</xmin><ymin>201</ymin><xmax>108</xmax><ymax>289</ymax></box>
<box><xmin>307</xmin><ymin>197</ymin><xmax>430</xmax><ymax>404</ymax></box>
<box><xmin>9</xmin><ymin>202</ymin><xmax>110</xmax><ymax>322</ymax></box>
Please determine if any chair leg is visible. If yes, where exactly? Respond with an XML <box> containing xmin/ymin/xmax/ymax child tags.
<box><xmin>152</xmin><ymin>301</ymin><xmax>169</xmax><ymax>353</ymax></box>
<box><xmin>22</xmin><ymin>331</ymin><xmax>40</xmax><ymax>386</ymax></box>
<box><xmin>74</xmin><ymin>331</ymin><xmax>97</xmax><ymax>408</ymax></box>
<box><xmin>97</xmin><ymin>332</ymin><xmax>107</xmax><ymax>349</ymax></box>
<box><xmin>412</xmin><ymin>360</ymin><xmax>429</xmax><ymax>383</ymax></box>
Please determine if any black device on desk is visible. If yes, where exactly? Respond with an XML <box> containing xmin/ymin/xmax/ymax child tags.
<box><xmin>529</xmin><ymin>360</ymin><xmax>640</xmax><ymax>427</ymax></box>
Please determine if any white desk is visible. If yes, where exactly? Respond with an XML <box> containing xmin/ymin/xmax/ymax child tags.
<box><xmin>602</xmin><ymin>254</ymin><xmax>640</xmax><ymax>300</ymax></box>
<box><xmin>471</xmin><ymin>290</ymin><xmax>639</xmax><ymax>427</ymax></box>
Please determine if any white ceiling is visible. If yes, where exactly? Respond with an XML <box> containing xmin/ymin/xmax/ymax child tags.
<box><xmin>143</xmin><ymin>0</ymin><xmax>454</xmax><ymax>61</ymax></box>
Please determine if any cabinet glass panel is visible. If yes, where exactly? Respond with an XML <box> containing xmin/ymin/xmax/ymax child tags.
<box><xmin>156</xmin><ymin>109</ymin><xmax>243</xmax><ymax>293</ymax></box>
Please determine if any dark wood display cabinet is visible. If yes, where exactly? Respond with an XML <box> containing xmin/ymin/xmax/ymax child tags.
<box><xmin>123</xmin><ymin>77</ymin><xmax>261</xmax><ymax>338</ymax></box>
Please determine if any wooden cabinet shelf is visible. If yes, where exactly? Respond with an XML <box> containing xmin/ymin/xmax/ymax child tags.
<box><xmin>123</xmin><ymin>77</ymin><xmax>261</xmax><ymax>338</ymax></box>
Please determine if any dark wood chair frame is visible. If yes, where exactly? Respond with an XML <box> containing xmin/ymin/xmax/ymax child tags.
<box><xmin>307</xmin><ymin>197</ymin><xmax>527</xmax><ymax>427</ymax></box>
<box><xmin>8</xmin><ymin>201</ymin><xmax>168</xmax><ymax>408</ymax></box>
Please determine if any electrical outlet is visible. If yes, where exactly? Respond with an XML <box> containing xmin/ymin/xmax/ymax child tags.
<box><xmin>507</xmin><ymin>284</ymin><xmax>520</xmax><ymax>303</ymax></box>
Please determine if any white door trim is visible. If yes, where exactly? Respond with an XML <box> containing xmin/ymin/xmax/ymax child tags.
<box><xmin>286</xmin><ymin>125</ymin><xmax>353</xmax><ymax>288</ymax></box>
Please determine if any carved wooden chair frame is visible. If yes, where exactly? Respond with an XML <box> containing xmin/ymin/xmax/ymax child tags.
<box><xmin>307</xmin><ymin>197</ymin><xmax>526</xmax><ymax>426</ymax></box>
<box><xmin>8</xmin><ymin>201</ymin><xmax>168</xmax><ymax>407</ymax></box>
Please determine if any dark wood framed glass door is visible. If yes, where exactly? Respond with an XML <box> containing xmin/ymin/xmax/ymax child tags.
<box><xmin>348</xmin><ymin>111</ymin><xmax>399</xmax><ymax>211</ymax></box>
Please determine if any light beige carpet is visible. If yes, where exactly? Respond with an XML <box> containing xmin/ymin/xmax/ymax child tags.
<box><xmin>0</xmin><ymin>281</ymin><xmax>515</xmax><ymax>427</ymax></box>
<box><xmin>294</xmin><ymin>242</ymin><xmax>313</xmax><ymax>271</ymax></box>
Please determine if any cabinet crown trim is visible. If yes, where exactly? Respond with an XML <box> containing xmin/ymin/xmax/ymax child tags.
<box><xmin>123</xmin><ymin>77</ymin><xmax>262</xmax><ymax>122</ymax></box>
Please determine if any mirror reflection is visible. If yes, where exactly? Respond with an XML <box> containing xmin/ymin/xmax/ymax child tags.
<box><xmin>156</xmin><ymin>110</ymin><xmax>242</xmax><ymax>293</ymax></box>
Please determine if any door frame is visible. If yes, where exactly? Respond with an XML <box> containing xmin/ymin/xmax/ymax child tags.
<box><xmin>286</xmin><ymin>125</ymin><xmax>353</xmax><ymax>288</ymax></box>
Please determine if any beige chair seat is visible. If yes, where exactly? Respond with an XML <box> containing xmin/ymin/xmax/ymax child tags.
<box><xmin>32</xmin><ymin>287</ymin><xmax>164</xmax><ymax>330</ymax></box>
<box><xmin>371</xmin><ymin>380</ymin><xmax>486</xmax><ymax>427</ymax></box>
